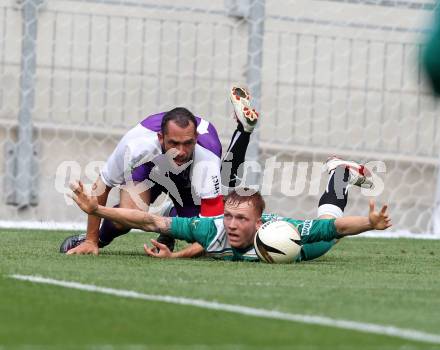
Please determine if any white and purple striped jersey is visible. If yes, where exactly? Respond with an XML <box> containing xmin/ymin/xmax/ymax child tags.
<box><xmin>100</xmin><ymin>112</ymin><xmax>223</xmax><ymax>217</ymax></box>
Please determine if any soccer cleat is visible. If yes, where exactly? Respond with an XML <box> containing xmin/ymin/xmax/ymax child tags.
<box><xmin>324</xmin><ymin>156</ymin><xmax>374</xmax><ymax>189</ymax></box>
<box><xmin>59</xmin><ymin>233</ymin><xmax>86</xmax><ymax>253</ymax></box>
<box><xmin>156</xmin><ymin>234</ymin><xmax>175</xmax><ymax>252</ymax></box>
<box><xmin>230</xmin><ymin>85</ymin><xmax>259</xmax><ymax>133</ymax></box>
<box><xmin>59</xmin><ymin>233</ymin><xmax>107</xmax><ymax>253</ymax></box>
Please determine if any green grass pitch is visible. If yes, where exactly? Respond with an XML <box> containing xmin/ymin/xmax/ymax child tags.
<box><xmin>0</xmin><ymin>229</ymin><xmax>439</xmax><ymax>350</ymax></box>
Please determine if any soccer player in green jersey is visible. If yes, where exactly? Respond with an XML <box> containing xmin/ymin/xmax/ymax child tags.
<box><xmin>69</xmin><ymin>158</ymin><xmax>391</xmax><ymax>263</ymax></box>
<box><xmin>142</xmin><ymin>156</ymin><xmax>381</xmax><ymax>262</ymax></box>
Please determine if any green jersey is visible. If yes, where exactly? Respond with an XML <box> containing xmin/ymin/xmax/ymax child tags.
<box><xmin>170</xmin><ymin>213</ymin><xmax>339</xmax><ymax>262</ymax></box>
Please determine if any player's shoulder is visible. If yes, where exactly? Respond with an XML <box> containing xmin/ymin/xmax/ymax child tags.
<box><xmin>195</xmin><ymin>215</ymin><xmax>224</xmax><ymax>228</ymax></box>
<box><xmin>261</xmin><ymin>213</ymin><xmax>308</xmax><ymax>232</ymax></box>
<box><xmin>184</xmin><ymin>215</ymin><xmax>223</xmax><ymax>228</ymax></box>
<box><xmin>193</xmin><ymin>144</ymin><xmax>222</xmax><ymax>163</ymax></box>
<box><xmin>204</xmin><ymin>216</ymin><xmax>229</xmax><ymax>252</ymax></box>
<box><xmin>261</xmin><ymin>213</ymin><xmax>285</xmax><ymax>222</ymax></box>
<box><xmin>195</xmin><ymin>117</ymin><xmax>222</xmax><ymax>158</ymax></box>
<box><xmin>138</xmin><ymin>112</ymin><xmax>165</xmax><ymax>132</ymax></box>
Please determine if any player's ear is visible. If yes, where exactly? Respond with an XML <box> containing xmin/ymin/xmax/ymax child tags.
<box><xmin>255</xmin><ymin>218</ymin><xmax>263</xmax><ymax>230</ymax></box>
<box><xmin>191</xmin><ymin>122</ymin><xmax>198</xmax><ymax>139</ymax></box>
<box><xmin>158</xmin><ymin>132</ymin><xmax>164</xmax><ymax>146</ymax></box>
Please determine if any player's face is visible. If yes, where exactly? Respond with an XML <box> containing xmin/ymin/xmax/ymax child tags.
<box><xmin>158</xmin><ymin>121</ymin><xmax>197</xmax><ymax>166</ymax></box>
<box><xmin>223</xmin><ymin>200</ymin><xmax>262</xmax><ymax>249</ymax></box>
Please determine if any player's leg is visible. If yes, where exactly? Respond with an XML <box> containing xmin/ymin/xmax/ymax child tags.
<box><xmin>98</xmin><ymin>184</ymin><xmax>152</xmax><ymax>247</ymax></box>
<box><xmin>300</xmin><ymin>157</ymin><xmax>373</xmax><ymax>261</ymax></box>
<box><xmin>222</xmin><ymin>85</ymin><xmax>259</xmax><ymax>189</ymax></box>
<box><xmin>318</xmin><ymin>156</ymin><xmax>373</xmax><ymax>219</ymax></box>
<box><xmin>317</xmin><ymin>163</ymin><xmax>350</xmax><ymax>220</ymax></box>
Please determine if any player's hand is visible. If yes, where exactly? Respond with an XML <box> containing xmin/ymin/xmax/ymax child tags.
<box><xmin>69</xmin><ymin>181</ymin><xmax>99</xmax><ymax>214</ymax></box>
<box><xmin>143</xmin><ymin>239</ymin><xmax>173</xmax><ymax>259</ymax></box>
<box><xmin>66</xmin><ymin>240</ymin><xmax>99</xmax><ymax>255</ymax></box>
<box><xmin>368</xmin><ymin>200</ymin><xmax>392</xmax><ymax>230</ymax></box>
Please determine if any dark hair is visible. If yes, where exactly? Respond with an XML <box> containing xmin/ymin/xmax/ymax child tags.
<box><xmin>224</xmin><ymin>188</ymin><xmax>265</xmax><ymax>217</ymax></box>
<box><xmin>161</xmin><ymin>107</ymin><xmax>197</xmax><ymax>135</ymax></box>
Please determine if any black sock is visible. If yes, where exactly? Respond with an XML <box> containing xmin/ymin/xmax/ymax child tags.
<box><xmin>318</xmin><ymin>167</ymin><xmax>349</xmax><ymax>216</ymax></box>
<box><xmin>98</xmin><ymin>205</ymin><xmax>131</xmax><ymax>246</ymax></box>
<box><xmin>221</xmin><ymin>127</ymin><xmax>250</xmax><ymax>189</ymax></box>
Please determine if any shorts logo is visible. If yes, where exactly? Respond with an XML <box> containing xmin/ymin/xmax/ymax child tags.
<box><xmin>212</xmin><ymin>175</ymin><xmax>220</xmax><ymax>195</ymax></box>
<box><xmin>301</xmin><ymin>220</ymin><xmax>313</xmax><ymax>236</ymax></box>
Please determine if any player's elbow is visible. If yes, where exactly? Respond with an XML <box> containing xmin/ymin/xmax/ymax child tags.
<box><xmin>334</xmin><ymin>219</ymin><xmax>348</xmax><ymax>235</ymax></box>
<box><xmin>113</xmin><ymin>221</ymin><xmax>129</xmax><ymax>231</ymax></box>
<box><xmin>335</xmin><ymin>225</ymin><xmax>350</xmax><ymax>236</ymax></box>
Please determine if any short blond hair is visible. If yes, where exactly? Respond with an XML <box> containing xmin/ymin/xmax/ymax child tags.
<box><xmin>224</xmin><ymin>188</ymin><xmax>265</xmax><ymax>216</ymax></box>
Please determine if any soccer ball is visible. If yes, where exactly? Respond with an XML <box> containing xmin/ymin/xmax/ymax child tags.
<box><xmin>254</xmin><ymin>220</ymin><xmax>302</xmax><ymax>264</ymax></box>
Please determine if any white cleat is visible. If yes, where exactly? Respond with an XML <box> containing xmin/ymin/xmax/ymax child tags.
<box><xmin>324</xmin><ymin>156</ymin><xmax>374</xmax><ymax>189</ymax></box>
<box><xmin>230</xmin><ymin>85</ymin><xmax>259</xmax><ymax>133</ymax></box>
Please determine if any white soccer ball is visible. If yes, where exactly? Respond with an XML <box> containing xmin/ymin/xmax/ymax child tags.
<box><xmin>254</xmin><ymin>220</ymin><xmax>302</xmax><ymax>264</ymax></box>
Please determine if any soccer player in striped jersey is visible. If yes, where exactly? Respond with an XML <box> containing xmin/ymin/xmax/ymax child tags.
<box><xmin>69</xmin><ymin>158</ymin><xmax>391</xmax><ymax>263</ymax></box>
<box><xmin>60</xmin><ymin>86</ymin><xmax>258</xmax><ymax>256</ymax></box>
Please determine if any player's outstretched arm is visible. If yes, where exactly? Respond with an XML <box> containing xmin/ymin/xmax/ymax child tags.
<box><xmin>144</xmin><ymin>239</ymin><xmax>205</xmax><ymax>259</ymax></box>
<box><xmin>70</xmin><ymin>181</ymin><xmax>171</xmax><ymax>234</ymax></box>
<box><xmin>334</xmin><ymin>200</ymin><xmax>392</xmax><ymax>236</ymax></box>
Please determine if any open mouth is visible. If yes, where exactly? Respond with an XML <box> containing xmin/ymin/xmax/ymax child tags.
<box><xmin>227</xmin><ymin>232</ymin><xmax>240</xmax><ymax>242</ymax></box>
<box><xmin>173</xmin><ymin>158</ymin><xmax>189</xmax><ymax>166</ymax></box>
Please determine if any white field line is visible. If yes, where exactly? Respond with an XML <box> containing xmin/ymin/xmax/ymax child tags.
<box><xmin>10</xmin><ymin>274</ymin><xmax>440</xmax><ymax>345</ymax></box>
<box><xmin>1</xmin><ymin>220</ymin><xmax>440</xmax><ymax>239</ymax></box>
<box><xmin>0</xmin><ymin>220</ymin><xmax>86</xmax><ymax>231</ymax></box>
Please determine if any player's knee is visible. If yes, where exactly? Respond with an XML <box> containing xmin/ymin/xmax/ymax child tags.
<box><xmin>112</xmin><ymin>221</ymin><xmax>128</xmax><ymax>231</ymax></box>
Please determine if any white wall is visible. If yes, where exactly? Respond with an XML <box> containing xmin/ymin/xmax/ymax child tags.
<box><xmin>0</xmin><ymin>0</ymin><xmax>438</xmax><ymax>232</ymax></box>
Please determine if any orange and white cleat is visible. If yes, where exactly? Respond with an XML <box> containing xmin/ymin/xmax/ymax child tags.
<box><xmin>230</xmin><ymin>85</ymin><xmax>259</xmax><ymax>133</ymax></box>
<box><xmin>324</xmin><ymin>156</ymin><xmax>374</xmax><ymax>189</ymax></box>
